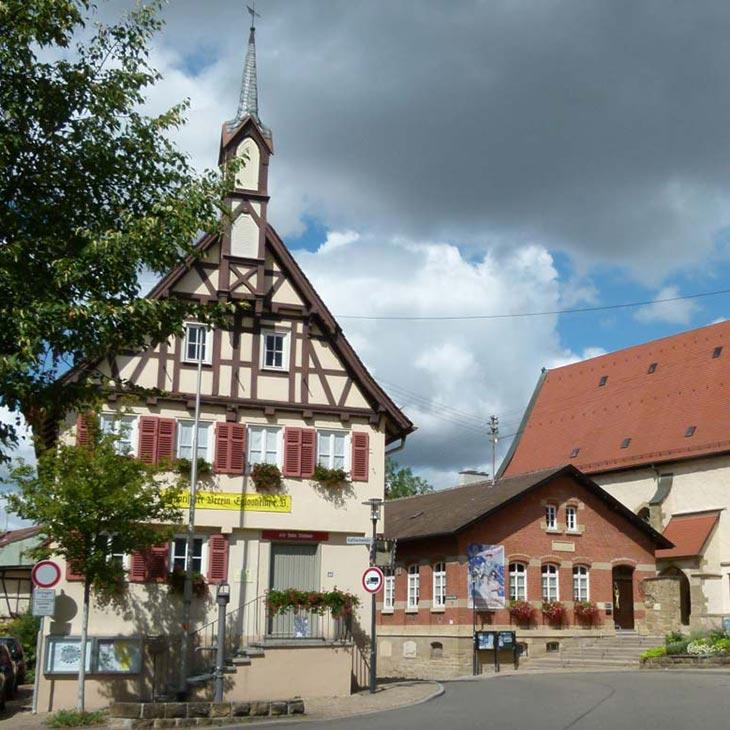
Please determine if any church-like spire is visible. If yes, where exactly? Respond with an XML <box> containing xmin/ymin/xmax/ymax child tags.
<box><xmin>227</xmin><ymin>4</ymin><xmax>263</xmax><ymax>131</ymax></box>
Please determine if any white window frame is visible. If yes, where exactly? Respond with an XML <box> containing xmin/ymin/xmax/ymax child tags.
<box><xmin>317</xmin><ymin>430</ymin><xmax>349</xmax><ymax>470</ymax></box>
<box><xmin>432</xmin><ymin>562</ymin><xmax>446</xmax><ymax>609</ymax></box>
<box><xmin>407</xmin><ymin>565</ymin><xmax>420</xmax><ymax>610</ymax></box>
<box><xmin>98</xmin><ymin>533</ymin><xmax>129</xmax><ymax>571</ymax></box>
<box><xmin>261</xmin><ymin>329</ymin><xmax>290</xmax><ymax>371</ymax></box>
<box><xmin>545</xmin><ymin>504</ymin><xmax>558</xmax><ymax>530</ymax></box>
<box><xmin>509</xmin><ymin>562</ymin><xmax>527</xmax><ymax>602</ymax></box>
<box><xmin>247</xmin><ymin>425</ymin><xmax>281</xmax><ymax>467</ymax></box>
<box><xmin>99</xmin><ymin>414</ymin><xmax>138</xmax><ymax>456</ymax></box>
<box><xmin>573</xmin><ymin>565</ymin><xmax>589</xmax><ymax>602</ymax></box>
<box><xmin>183</xmin><ymin>323</ymin><xmax>211</xmax><ymax>365</ymax></box>
<box><xmin>176</xmin><ymin>420</ymin><xmax>213</xmax><ymax>463</ymax></box>
<box><xmin>542</xmin><ymin>564</ymin><xmax>559</xmax><ymax>602</ymax></box>
<box><xmin>566</xmin><ymin>505</ymin><xmax>578</xmax><ymax>532</ymax></box>
<box><xmin>383</xmin><ymin>569</ymin><xmax>395</xmax><ymax>612</ymax></box>
<box><xmin>170</xmin><ymin>535</ymin><xmax>208</xmax><ymax>576</ymax></box>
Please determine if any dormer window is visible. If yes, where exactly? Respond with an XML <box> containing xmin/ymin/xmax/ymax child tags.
<box><xmin>713</xmin><ymin>346</ymin><xmax>723</xmax><ymax>359</ymax></box>
<box><xmin>620</xmin><ymin>437</ymin><xmax>631</xmax><ymax>449</ymax></box>
<box><xmin>262</xmin><ymin>330</ymin><xmax>289</xmax><ymax>370</ymax></box>
<box><xmin>598</xmin><ymin>375</ymin><xmax>608</xmax><ymax>387</ymax></box>
<box><xmin>184</xmin><ymin>324</ymin><xmax>210</xmax><ymax>364</ymax></box>
<box><xmin>685</xmin><ymin>425</ymin><xmax>697</xmax><ymax>438</ymax></box>
<box><xmin>570</xmin><ymin>447</ymin><xmax>580</xmax><ymax>459</ymax></box>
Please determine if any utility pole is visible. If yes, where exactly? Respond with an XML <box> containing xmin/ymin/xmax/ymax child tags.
<box><xmin>489</xmin><ymin>415</ymin><xmax>499</xmax><ymax>485</ymax></box>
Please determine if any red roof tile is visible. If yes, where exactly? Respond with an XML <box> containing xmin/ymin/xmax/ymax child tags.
<box><xmin>502</xmin><ymin>321</ymin><xmax>730</xmax><ymax>477</ymax></box>
<box><xmin>656</xmin><ymin>511</ymin><xmax>720</xmax><ymax>559</ymax></box>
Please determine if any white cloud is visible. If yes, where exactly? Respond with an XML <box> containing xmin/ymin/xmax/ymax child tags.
<box><xmin>634</xmin><ymin>286</ymin><xmax>699</xmax><ymax>325</ymax></box>
<box><xmin>317</xmin><ymin>230</ymin><xmax>359</xmax><ymax>255</ymax></box>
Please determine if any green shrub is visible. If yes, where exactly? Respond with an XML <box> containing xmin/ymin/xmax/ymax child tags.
<box><xmin>712</xmin><ymin>637</ymin><xmax>730</xmax><ymax>655</ymax></box>
<box><xmin>708</xmin><ymin>628</ymin><xmax>729</xmax><ymax>644</ymax></box>
<box><xmin>45</xmin><ymin>709</ymin><xmax>106</xmax><ymax>728</ymax></box>
<box><xmin>641</xmin><ymin>646</ymin><xmax>667</xmax><ymax>660</ymax></box>
<box><xmin>665</xmin><ymin>640</ymin><xmax>689</xmax><ymax>655</ymax></box>
<box><xmin>665</xmin><ymin>631</ymin><xmax>684</xmax><ymax>645</ymax></box>
<box><xmin>5</xmin><ymin>611</ymin><xmax>40</xmax><ymax>670</ymax></box>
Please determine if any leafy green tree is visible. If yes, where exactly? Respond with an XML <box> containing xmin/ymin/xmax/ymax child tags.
<box><xmin>0</xmin><ymin>0</ymin><xmax>237</xmax><ymax>461</ymax></box>
<box><xmin>7</xmin><ymin>421</ymin><xmax>183</xmax><ymax>710</ymax></box>
<box><xmin>385</xmin><ymin>457</ymin><xmax>434</xmax><ymax>500</ymax></box>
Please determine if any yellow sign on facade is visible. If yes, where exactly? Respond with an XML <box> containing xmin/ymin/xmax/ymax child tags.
<box><xmin>173</xmin><ymin>491</ymin><xmax>292</xmax><ymax>513</ymax></box>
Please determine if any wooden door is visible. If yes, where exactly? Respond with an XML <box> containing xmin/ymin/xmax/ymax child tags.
<box><xmin>268</xmin><ymin>543</ymin><xmax>319</xmax><ymax>638</ymax></box>
<box><xmin>612</xmin><ymin>567</ymin><xmax>635</xmax><ymax>630</ymax></box>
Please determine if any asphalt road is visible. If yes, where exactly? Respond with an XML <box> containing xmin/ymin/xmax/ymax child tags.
<box><xmin>283</xmin><ymin>671</ymin><xmax>730</xmax><ymax>730</ymax></box>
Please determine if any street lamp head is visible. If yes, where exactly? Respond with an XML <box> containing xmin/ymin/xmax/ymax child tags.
<box><xmin>362</xmin><ymin>497</ymin><xmax>384</xmax><ymax>521</ymax></box>
<box><xmin>216</xmin><ymin>581</ymin><xmax>231</xmax><ymax>605</ymax></box>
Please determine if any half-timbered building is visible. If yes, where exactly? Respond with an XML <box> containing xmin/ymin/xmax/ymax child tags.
<box><xmin>36</xmin><ymin>19</ymin><xmax>412</xmax><ymax>711</ymax></box>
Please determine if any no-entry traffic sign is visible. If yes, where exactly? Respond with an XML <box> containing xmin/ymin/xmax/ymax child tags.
<box><xmin>31</xmin><ymin>560</ymin><xmax>61</xmax><ymax>589</ymax></box>
<box><xmin>362</xmin><ymin>566</ymin><xmax>384</xmax><ymax>594</ymax></box>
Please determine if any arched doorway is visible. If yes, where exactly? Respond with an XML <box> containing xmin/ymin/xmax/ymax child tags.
<box><xmin>661</xmin><ymin>566</ymin><xmax>691</xmax><ymax>626</ymax></box>
<box><xmin>612</xmin><ymin>565</ymin><xmax>635</xmax><ymax>630</ymax></box>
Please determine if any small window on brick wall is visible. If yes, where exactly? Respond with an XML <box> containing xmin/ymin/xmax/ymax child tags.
<box><xmin>545</xmin><ymin>504</ymin><xmax>557</xmax><ymax>530</ymax></box>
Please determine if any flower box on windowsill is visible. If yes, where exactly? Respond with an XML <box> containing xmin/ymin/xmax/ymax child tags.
<box><xmin>313</xmin><ymin>465</ymin><xmax>350</xmax><ymax>489</ymax></box>
<box><xmin>250</xmin><ymin>463</ymin><xmax>283</xmax><ymax>491</ymax></box>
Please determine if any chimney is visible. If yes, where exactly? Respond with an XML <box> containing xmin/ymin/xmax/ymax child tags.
<box><xmin>459</xmin><ymin>469</ymin><xmax>490</xmax><ymax>486</ymax></box>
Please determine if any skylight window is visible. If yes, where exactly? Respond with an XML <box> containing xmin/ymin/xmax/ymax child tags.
<box><xmin>570</xmin><ymin>447</ymin><xmax>580</xmax><ymax>458</ymax></box>
<box><xmin>647</xmin><ymin>362</ymin><xmax>657</xmax><ymax>374</ymax></box>
<box><xmin>598</xmin><ymin>375</ymin><xmax>608</xmax><ymax>387</ymax></box>
<box><xmin>620</xmin><ymin>438</ymin><xmax>631</xmax><ymax>449</ymax></box>
<box><xmin>685</xmin><ymin>426</ymin><xmax>697</xmax><ymax>438</ymax></box>
<box><xmin>713</xmin><ymin>346</ymin><xmax>723</xmax><ymax>359</ymax></box>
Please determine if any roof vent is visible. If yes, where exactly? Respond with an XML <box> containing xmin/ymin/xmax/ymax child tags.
<box><xmin>409</xmin><ymin>511</ymin><xmax>424</xmax><ymax>520</ymax></box>
<box><xmin>647</xmin><ymin>362</ymin><xmax>657</xmax><ymax>374</ymax></box>
<box><xmin>620</xmin><ymin>437</ymin><xmax>631</xmax><ymax>449</ymax></box>
<box><xmin>713</xmin><ymin>346</ymin><xmax>723</xmax><ymax>359</ymax></box>
<box><xmin>569</xmin><ymin>447</ymin><xmax>580</xmax><ymax>458</ymax></box>
<box><xmin>685</xmin><ymin>425</ymin><xmax>697</xmax><ymax>437</ymax></box>
<box><xmin>598</xmin><ymin>375</ymin><xmax>608</xmax><ymax>387</ymax></box>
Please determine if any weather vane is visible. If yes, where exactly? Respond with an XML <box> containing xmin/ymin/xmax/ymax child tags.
<box><xmin>247</xmin><ymin>2</ymin><xmax>261</xmax><ymax>30</ymax></box>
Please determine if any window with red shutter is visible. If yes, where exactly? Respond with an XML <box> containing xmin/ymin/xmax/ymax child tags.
<box><xmin>283</xmin><ymin>427</ymin><xmax>302</xmax><ymax>477</ymax></box>
<box><xmin>300</xmin><ymin>428</ymin><xmax>316</xmax><ymax>478</ymax></box>
<box><xmin>207</xmin><ymin>534</ymin><xmax>229</xmax><ymax>583</ymax></box>
<box><xmin>75</xmin><ymin>413</ymin><xmax>92</xmax><ymax>447</ymax></box>
<box><xmin>351</xmin><ymin>431</ymin><xmax>370</xmax><ymax>481</ymax></box>
<box><xmin>214</xmin><ymin>423</ymin><xmax>230</xmax><ymax>473</ymax></box>
<box><xmin>66</xmin><ymin>560</ymin><xmax>84</xmax><ymax>582</ymax></box>
<box><xmin>128</xmin><ymin>552</ymin><xmax>147</xmax><ymax>583</ymax></box>
<box><xmin>138</xmin><ymin>416</ymin><xmax>159</xmax><ymax>464</ymax></box>
<box><xmin>145</xmin><ymin>545</ymin><xmax>169</xmax><ymax>582</ymax></box>
<box><xmin>156</xmin><ymin>418</ymin><xmax>176</xmax><ymax>464</ymax></box>
<box><xmin>229</xmin><ymin>424</ymin><xmax>246</xmax><ymax>474</ymax></box>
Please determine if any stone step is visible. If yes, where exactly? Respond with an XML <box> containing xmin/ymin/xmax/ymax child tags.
<box><xmin>524</xmin><ymin>658</ymin><xmax>639</xmax><ymax>669</ymax></box>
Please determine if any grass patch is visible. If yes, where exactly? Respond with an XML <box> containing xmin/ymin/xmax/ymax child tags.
<box><xmin>640</xmin><ymin>646</ymin><xmax>667</xmax><ymax>660</ymax></box>
<box><xmin>45</xmin><ymin>709</ymin><xmax>107</xmax><ymax>728</ymax></box>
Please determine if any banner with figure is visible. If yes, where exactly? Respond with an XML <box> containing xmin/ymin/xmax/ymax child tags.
<box><xmin>467</xmin><ymin>544</ymin><xmax>505</xmax><ymax>610</ymax></box>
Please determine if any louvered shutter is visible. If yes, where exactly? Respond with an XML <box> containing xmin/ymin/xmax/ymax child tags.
<box><xmin>156</xmin><ymin>418</ymin><xmax>176</xmax><ymax>464</ymax></box>
<box><xmin>138</xmin><ymin>416</ymin><xmax>159</xmax><ymax>464</ymax></box>
<box><xmin>207</xmin><ymin>534</ymin><xmax>229</xmax><ymax>583</ymax></box>
<box><xmin>129</xmin><ymin>552</ymin><xmax>147</xmax><ymax>583</ymax></box>
<box><xmin>75</xmin><ymin>414</ymin><xmax>92</xmax><ymax>447</ymax></box>
<box><xmin>351</xmin><ymin>432</ymin><xmax>370</xmax><ymax>481</ymax></box>
<box><xmin>283</xmin><ymin>427</ymin><xmax>302</xmax><ymax>477</ymax></box>
<box><xmin>66</xmin><ymin>560</ymin><xmax>84</xmax><ymax>582</ymax></box>
<box><xmin>300</xmin><ymin>429</ymin><xmax>316</xmax><ymax>478</ymax></box>
<box><xmin>214</xmin><ymin>423</ymin><xmax>230</xmax><ymax>473</ymax></box>
<box><xmin>145</xmin><ymin>544</ymin><xmax>169</xmax><ymax>582</ymax></box>
<box><xmin>229</xmin><ymin>424</ymin><xmax>246</xmax><ymax>474</ymax></box>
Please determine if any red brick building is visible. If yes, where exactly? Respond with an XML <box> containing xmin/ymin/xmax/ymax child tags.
<box><xmin>377</xmin><ymin>465</ymin><xmax>671</xmax><ymax>678</ymax></box>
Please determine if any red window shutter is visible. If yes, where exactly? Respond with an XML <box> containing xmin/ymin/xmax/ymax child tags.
<box><xmin>129</xmin><ymin>552</ymin><xmax>147</xmax><ymax>583</ymax></box>
<box><xmin>138</xmin><ymin>416</ymin><xmax>159</xmax><ymax>464</ymax></box>
<box><xmin>145</xmin><ymin>544</ymin><xmax>169</xmax><ymax>582</ymax></box>
<box><xmin>156</xmin><ymin>418</ymin><xmax>176</xmax><ymax>463</ymax></box>
<box><xmin>300</xmin><ymin>429</ymin><xmax>316</xmax><ymax>478</ymax></box>
<box><xmin>75</xmin><ymin>414</ymin><xmax>92</xmax><ymax>447</ymax></box>
<box><xmin>351</xmin><ymin>432</ymin><xmax>370</xmax><ymax>481</ymax></box>
<box><xmin>66</xmin><ymin>560</ymin><xmax>84</xmax><ymax>582</ymax></box>
<box><xmin>214</xmin><ymin>423</ymin><xmax>230</xmax><ymax>473</ymax></box>
<box><xmin>229</xmin><ymin>424</ymin><xmax>246</xmax><ymax>474</ymax></box>
<box><xmin>207</xmin><ymin>534</ymin><xmax>229</xmax><ymax>583</ymax></box>
<box><xmin>283</xmin><ymin>427</ymin><xmax>302</xmax><ymax>477</ymax></box>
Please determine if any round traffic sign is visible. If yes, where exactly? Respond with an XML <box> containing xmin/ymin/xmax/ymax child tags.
<box><xmin>31</xmin><ymin>560</ymin><xmax>61</xmax><ymax>589</ymax></box>
<box><xmin>362</xmin><ymin>566</ymin><xmax>384</xmax><ymax>594</ymax></box>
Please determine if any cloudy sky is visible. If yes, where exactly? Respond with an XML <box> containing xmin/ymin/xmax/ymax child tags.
<box><xmin>8</xmin><ymin>0</ymin><xmax>730</xmax><ymax>514</ymax></box>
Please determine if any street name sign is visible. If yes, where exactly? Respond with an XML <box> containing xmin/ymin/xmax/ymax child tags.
<box><xmin>346</xmin><ymin>536</ymin><xmax>373</xmax><ymax>545</ymax></box>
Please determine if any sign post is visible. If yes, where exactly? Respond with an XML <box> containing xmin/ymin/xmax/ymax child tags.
<box><xmin>30</xmin><ymin>561</ymin><xmax>60</xmax><ymax>714</ymax></box>
<box><xmin>361</xmin><ymin>499</ymin><xmax>384</xmax><ymax>695</ymax></box>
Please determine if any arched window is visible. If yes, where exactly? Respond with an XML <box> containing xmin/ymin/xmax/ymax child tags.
<box><xmin>542</xmin><ymin>564</ymin><xmax>559</xmax><ymax>601</ymax></box>
<box><xmin>382</xmin><ymin>567</ymin><xmax>394</xmax><ymax>611</ymax></box>
<box><xmin>509</xmin><ymin>562</ymin><xmax>527</xmax><ymax>601</ymax></box>
<box><xmin>573</xmin><ymin>565</ymin><xmax>589</xmax><ymax>601</ymax></box>
<box><xmin>432</xmin><ymin>562</ymin><xmax>446</xmax><ymax>608</ymax></box>
<box><xmin>407</xmin><ymin>565</ymin><xmax>420</xmax><ymax>609</ymax></box>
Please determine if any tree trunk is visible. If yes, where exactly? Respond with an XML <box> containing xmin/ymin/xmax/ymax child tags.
<box><xmin>77</xmin><ymin>580</ymin><xmax>91</xmax><ymax>712</ymax></box>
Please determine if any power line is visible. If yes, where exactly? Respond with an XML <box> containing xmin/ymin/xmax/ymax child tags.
<box><xmin>336</xmin><ymin>287</ymin><xmax>730</xmax><ymax>321</ymax></box>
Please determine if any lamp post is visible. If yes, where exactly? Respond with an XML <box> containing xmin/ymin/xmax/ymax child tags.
<box><xmin>214</xmin><ymin>581</ymin><xmax>231</xmax><ymax>703</ymax></box>
<box><xmin>362</xmin><ymin>498</ymin><xmax>383</xmax><ymax>694</ymax></box>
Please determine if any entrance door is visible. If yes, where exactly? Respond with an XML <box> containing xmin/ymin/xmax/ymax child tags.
<box><xmin>269</xmin><ymin>543</ymin><xmax>319</xmax><ymax>638</ymax></box>
<box><xmin>612</xmin><ymin>566</ymin><xmax>635</xmax><ymax>630</ymax></box>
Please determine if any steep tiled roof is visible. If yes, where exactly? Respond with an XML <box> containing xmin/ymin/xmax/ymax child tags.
<box><xmin>656</xmin><ymin>511</ymin><xmax>721</xmax><ymax>559</ymax></box>
<box><xmin>384</xmin><ymin>464</ymin><xmax>671</xmax><ymax>547</ymax></box>
<box><xmin>501</xmin><ymin>320</ymin><xmax>730</xmax><ymax>477</ymax></box>
<box><xmin>0</xmin><ymin>525</ymin><xmax>42</xmax><ymax>548</ymax></box>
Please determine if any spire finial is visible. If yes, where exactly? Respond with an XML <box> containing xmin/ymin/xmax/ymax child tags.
<box><xmin>227</xmin><ymin>2</ymin><xmax>264</xmax><ymax>131</ymax></box>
